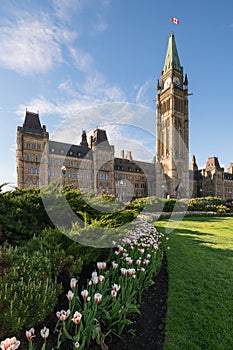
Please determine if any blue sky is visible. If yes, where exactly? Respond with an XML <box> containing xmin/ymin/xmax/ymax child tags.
<box><xmin>1</xmin><ymin>0</ymin><xmax>233</xmax><ymax>188</ymax></box>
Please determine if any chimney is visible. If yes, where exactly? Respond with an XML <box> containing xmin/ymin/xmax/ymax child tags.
<box><xmin>120</xmin><ymin>149</ymin><xmax>124</xmax><ymax>159</ymax></box>
<box><xmin>126</xmin><ymin>151</ymin><xmax>133</xmax><ymax>161</ymax></box>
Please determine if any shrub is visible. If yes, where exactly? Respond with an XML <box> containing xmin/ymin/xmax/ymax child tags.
<box><xmin>0</xmin><ymin>242</ymin><xmax>63</xmax><ymax>338</ymax></box>
<box><xmin>188</xmin><ymin>197</ymin><xmax>224</xmax><ymax>212</ymax></box>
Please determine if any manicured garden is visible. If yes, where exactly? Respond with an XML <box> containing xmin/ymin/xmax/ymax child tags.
<box><xmin>0</xmin><ymin>186</ymin><xmax>233</xmax><ymax>349</ymax></box>
<box><xmin>0</xmin><ymin>186</ymin><xmax>165</xmax><ymax>349</ymax></box>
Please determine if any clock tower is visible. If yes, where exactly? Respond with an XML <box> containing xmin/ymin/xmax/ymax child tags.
<box><xmin>156</xmin><ymin>33</ymin><xmax>189</xmax><ymax>198</ymax></box>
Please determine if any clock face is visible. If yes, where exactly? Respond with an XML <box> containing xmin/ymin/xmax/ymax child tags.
<box><xmin>164</xmin><ymin>77</ymin><xmax>171</xmax><ymax>89</ymax></box>
<box><xmin>174</xmin><ymin>76</ymin><xmax>180</xmax><ymax>85</ymax></box>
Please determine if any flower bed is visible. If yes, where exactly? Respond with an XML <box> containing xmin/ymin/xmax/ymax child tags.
<box><xmin>1</xmin><ymin>221</ymin><xmax>165</xmax><ymax>350</ymax></box>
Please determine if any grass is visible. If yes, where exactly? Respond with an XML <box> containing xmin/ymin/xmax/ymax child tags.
<box><xmin>155</xmin><ymin>216</ymin><xmax>233</xmax><ymax>350</ymax></box>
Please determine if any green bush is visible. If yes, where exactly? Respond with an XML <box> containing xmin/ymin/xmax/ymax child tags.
<box><xmin>0</xmin><ymin>242</ymin><xmax>63</xmax><ymax>338</ymax></box>
<box><xmin>188</xmin><ymin>197</ymin><xmax>224</xmax><ymax>212</ymax></box>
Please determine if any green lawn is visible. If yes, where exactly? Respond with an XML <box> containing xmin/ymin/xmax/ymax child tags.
<box><xmin>156</xmin><ymin>216</ymin><xmax>233</xmax><ymax>350</ymax></box>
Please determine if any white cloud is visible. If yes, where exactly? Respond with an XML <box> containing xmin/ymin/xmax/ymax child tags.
<box><xmin>0</xmin><ymin>13</ymin><xmax>76</xmax><ymax>74</ymax></box>
<box><xmin>91</xmin><ymin>13</ymin><xmax>108</xmax><ymax>35</ymax></box>
<box><xmin>83</xmin><ymin>72</ymin><xmax>126</xmax><ymax>101</ymax></box>
<box><xmin>69</xmin><ymin>47</ymin><xmax>94</xmax><ymax>73</ymax></box>
<box><xmin>135</xmin><ymin>80</ymin><xmax>152</xmax><ymax>106</ymax></box>
<box><xmin>52</xmin><ymin>0</ymin><xmax>80</xmax><ymax>23</ymax></box>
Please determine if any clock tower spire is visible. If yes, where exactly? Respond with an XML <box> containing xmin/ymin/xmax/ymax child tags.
<box><xmin>156</xmin><ymin>33</ymin><xmax>189</xmax><ymax>198</ymax></box>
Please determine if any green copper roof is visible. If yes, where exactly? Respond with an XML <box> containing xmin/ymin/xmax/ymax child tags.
<box><xmin>163</xmin><ymin>33</ymin><xmax>181</xmax><ymax>74</ymax></box>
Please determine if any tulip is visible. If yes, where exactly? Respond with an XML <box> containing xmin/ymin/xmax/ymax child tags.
<box><xmin>0</xmin><ymin>337</ymin><xmax>20</xmax><ymax>350</ymax></box>
<box><xmin>94</xmin><ymin>293</ymin><xmax>102</xmax><ymax>303</ymax></box>
<box><xmin>121</xmin><ymin>268</ymin><xmax>127</xmax><ymax>276</ymax></box>
<box><xmin>66</xmin><ymin>290</ymin><xmax>74</xmax><ymax>301</ymax></box>
<box><xmin>92</xmin><ymin>276</ymin><xmax>99</xmax><ymax>285</ymax></box>
<box><xmin>72</xmin><ymin>311</ymin><xmax>82</xmax><ymax>324</ymax></box>
<box><xmin>91</xmin><ymin>271</ymin><xmax>98</xmax><ymax>280</ymax></box>
<box><xmin>56</xmin><ymin>309</ymin><xmax>70</xmax><ymax>321</ymax></box>
<box><xmin>40</xmin><ymin>327</ymin><xmax>49</xmax><ymax>339</ymax></box>
<box><xmin>111</xmin><ymin>290</ymin><xmax>117</xmax><ymax>298</ymax></box>
<box><xmin>26</xmin><ymin>328</ymin><xmax>35</xmax><ymax>341</ymax></box>
<box><xmin>128</xmin><ymin>268</ymin><xmax>136</xmax><ymax>276</ymax></box>
<box><xmin>99</xmin><ymin>275</ymin><xmax>105</xmax><ymax>284</ymax></box>
<box><xmin>97</xmin><ymin>262</ymin><xmax>106</xmax><ymax>270</ymax></box>
<box><xmin>112</xmin><ymin>283</ymin><xmax>120</xmax><ymax>292</ymax></box>
<box><xmin>70</xmin><ymin>278</ymin><xmax>78</xmax><ymax>289</ymax></box>
<box><xmin>81</xmin><ymin>289</ymin><xmax>88</xmax><ymax>299</ymax></box>
<box><xmin>112</xmin><ymin>261</ymin><xmax>118</xmax><ymax>269</ymax></box>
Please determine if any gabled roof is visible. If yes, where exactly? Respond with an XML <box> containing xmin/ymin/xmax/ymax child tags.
<box><xmin>163</xmin><ymin>33</ymin><xmax>181</xmax><ymax>74</ymax></box>
<box><xmin>92</xmin><ymin>128</ymin><xmax>111</xmax><ymax>148</ymax></box>
<box><xmin>48</xmin><ymin>140</ymin><xmax>92</xmax><ymax>159</ymax></box>
<box><xmin>22</xmin><ymin>111</ymin><xmax>43</xmax><ymax>134</ymax></box>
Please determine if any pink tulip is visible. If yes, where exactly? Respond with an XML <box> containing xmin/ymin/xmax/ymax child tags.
<box><xmin>56</xmin><ymin>309</ymin><xmax>70</xmax><ymax>321</ymax></box>
<box><xmin>99</xmin><ymin>275</ymin><xmax>105</xmax><ymax>284</ymax></box>
<box><xmin>81</xmin><ymin>289</ymin><xmax>88</xmax><ymax>299</ymax></box>
<box><xmin>72</xmin><ymin>311</ymin><xmax>82</xmax><ymax>324</ymax></box>
<box><xmin>94</xmin><ymin>293</ymin><xmax>102</xmax><ymax>303</ymax></box>
<box><xmin>111</xmin><ymin>290</ymin><xmax>117</xmax><ymax>298</ymax></box>
<box><xmin>0</xmin><ymin>337</ymin><xmax>20</xmax><ymax>350</ymax></box>
<box><xmin>112</xmin><ymin>283</ymin><xmax>120</xmax><ymax>292</ymax></box>
<box><xmin>112</xmin><ymin>261</ymin><xmax>118</xmax><ymax>269</ymax></box>
<box><xmin>70</xmin><ymin>278</ymin><xmax>78</xmax><ymax>289</ymax></box>
<box><xmin>26</xmin><ymin>328</ymin><xmax>35</xmax><ymax>341</ymax></box>
<box><xmin>40</xmin><ymin>327</ymin><xmax>49</xmax><ymax>339</ymax></box>
<box><xmin>66</xmin><ymin>290</ymin><xmax>74</xmax><ymax>301</ymax></box>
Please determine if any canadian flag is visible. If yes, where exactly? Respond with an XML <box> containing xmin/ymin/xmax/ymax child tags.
<box><xmin>171</xmin><ymin>17</ymin><xmax>180</xmax><ymax>24</ymax></box>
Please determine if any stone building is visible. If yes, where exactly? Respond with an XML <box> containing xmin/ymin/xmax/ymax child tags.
<box><xmin>16</xmin><ymin>33</ymin><xmax>233</xmax><ymax>200</ymax></box>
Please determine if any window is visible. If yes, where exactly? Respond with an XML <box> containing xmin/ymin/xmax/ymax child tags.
<box><xmin>86</xmin><ymin>173</ymin><xmax>92</xmax><ymax>179</ymax></box>
<box><xmin>36</xmin><ymin>155</ymin><xmax>40</xmax><ymax>162</ymax></box>
<box><xmin>99</xmin><ymin>173</ymin><xmax>103</xmax><ymax>180</ymax></box>
<box><xmin>71</xmin><ymin>171</ymin><xmax>75</xmax><ymax>178</ymax></box>
<box><xmin>105</xmin><ymin>173</ymin><xmax>109</xmax><ymax>180</ymax></box>
<box><xmin>26</xmin><ymin>143</ymin><xmax>30</xmax><ymax>149</ymax></box>
<box><xmin>32</xmin><ymin>144</ymin><xmax>36</xmax><ymax>150</ymax></box>
<box><xmin>26</xmin><ymin>179</ymin><xmax>32</xmax><ymax>186</ymax></box>
<box><xmin>32</xmin><ymin>168</ymin><xmax>37</xmax><ymax>174</ymax></box>
<box><xmin>114</xmin><ymin>173</ymin><xmax>119</xmax><ymax>179</ymax></box>
<box><xmin>29</xmin><ymin>155</ymin><xmax>33</xmax><ymax>161</ymax></box>
<box><xmin>37</xmin><ymin>144</ymin><xmax>41</xmax><ymax>151</ymax></box>
<box><xmin>68</xmin><ymin>161</ymin><xmax>73</xmax><ymax>167</ymax></box>
<box><xmin>48</xmin><ymin>169</ymin><xmax>51</xmax><ymax>176</ymax></box>
<box><xmin>28</xmin><ymin>166</ymin><xmax>31</xmax><ymax>174</ymax></box>
<box><xmin>52</xmin><ymin>169</ymin><xmax>55</xmax><ymax>177</ymax></box>
<box><xmin>77</xmin><ymin>173</ymin><xmax>83</xmax><ymax>179</ymax></box>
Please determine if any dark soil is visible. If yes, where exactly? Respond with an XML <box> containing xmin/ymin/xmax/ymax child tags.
<box><xmin>15</xmin><ymin>257</ymin><xmax>168</xmax><ymax>350</ymax></box>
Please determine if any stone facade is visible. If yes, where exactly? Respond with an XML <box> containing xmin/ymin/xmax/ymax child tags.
<box><xmin>16</xmin><ymin>34</ymin><xmax>233</xmax><ymax>200</ymax></box>
<box><xmin>16</xmin><ymin>110</ymin><xmax>159</xmax><ymax>201</ymax></box>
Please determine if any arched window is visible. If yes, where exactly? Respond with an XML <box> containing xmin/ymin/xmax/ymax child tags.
<box><xmin>26</xmin><ymin>178</ymin><xmax>32</xmax><ymax>186</ymax></box>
